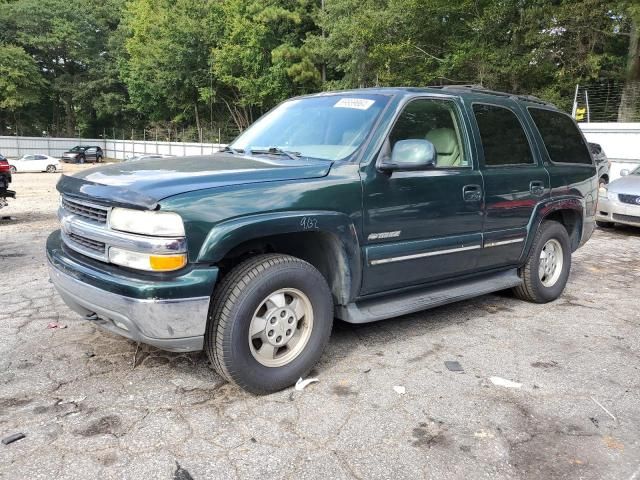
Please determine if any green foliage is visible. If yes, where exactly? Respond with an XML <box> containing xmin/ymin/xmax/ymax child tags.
<box><xmin>0</xmin><ymin>0</ymin><xmax>637</xmax><ymax>137</ymax></box>
<box><xmin>212</xmin><ymin>0</ymin><xmax>320</xmax><ymax>129</ymax></box>
<box><xmin>0</xmin><ymin>45</ymin><xmax>44</xmax><ymax>110</ymax></box>
<box><xmin>122</xmin><ymin>0</ymin><xmax>221</xmax><ymax>125</ymax></box>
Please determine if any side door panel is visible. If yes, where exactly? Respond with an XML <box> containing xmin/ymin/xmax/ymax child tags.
<box><xmin>361</xmin><ymin>96</ymin><xmax>484</xmax><ymax>295</ymax></box>
<box><xmin>466</xmin><ymin>100</ymin><xmax>550</xmax><ymax>270</ymax></box>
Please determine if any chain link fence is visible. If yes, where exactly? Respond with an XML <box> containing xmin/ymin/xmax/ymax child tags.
<box><xmin>573</xmin><ymin>81</ymin><xmax>640</xmax><ymax>123</ymax></box>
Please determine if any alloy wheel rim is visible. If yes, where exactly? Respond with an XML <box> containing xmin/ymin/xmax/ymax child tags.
<box><xmin>538</xmin><ymin>239</ymin><xmax>563</xmax><ymax>287</ymax></box>
<box><xmin>248</xmin><ymin>288</ymin><xmax>314</xmax><ymax>367</ymax></box>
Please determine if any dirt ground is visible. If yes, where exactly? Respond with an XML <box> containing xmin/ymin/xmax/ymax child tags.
<box><xmin>1</xmin><ymin>165</ymin><xmax>639</xmax><ymax>480</ymax></box>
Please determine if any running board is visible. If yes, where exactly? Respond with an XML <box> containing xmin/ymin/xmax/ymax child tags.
<box><xmin>336</xmin><ymin>269</ymin><xmax>522</xmax><ymax>324</ymax></box>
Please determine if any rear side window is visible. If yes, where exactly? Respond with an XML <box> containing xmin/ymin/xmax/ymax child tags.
<box><xmin>473</xmin><ymin>103</ymin><xmax>534</xmax><ymax>166</ymax></box>
<box><xmin>528</xmin><ymin>108</ymin><xmax>592</xmax><ymax>164</ymax></box>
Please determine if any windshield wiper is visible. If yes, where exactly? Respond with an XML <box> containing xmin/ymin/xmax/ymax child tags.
<box><xmin>247</xmin><ymin>147</ymin><xmax>301</xmax><ymax>161</ymax></box>
<box><xmin>219</xmin><ymin>145</ymin><xmax>243</xmax><ymax>154</ymax></box>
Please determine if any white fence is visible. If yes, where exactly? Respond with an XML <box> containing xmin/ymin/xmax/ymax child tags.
<box><xmin>0</xmin><ymin>136</ymin><xmax>224</xmax><ymax>160</ymax></box>
<box><xmin>579</xmin><ymin>123</ymin><xmax>640</xmax><ymax>180</ymax></box>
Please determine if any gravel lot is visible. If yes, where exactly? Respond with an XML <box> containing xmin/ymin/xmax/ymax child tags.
<box><xmin>1</xmin><ymin>166</ymin><xmax>639</xmax><ymax>480</ymax></box>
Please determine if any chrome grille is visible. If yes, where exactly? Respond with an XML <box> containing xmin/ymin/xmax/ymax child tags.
<box><xmin>68</xmin><ymin>233</ymin><xmax>106</xmax><ymax>253</ymax></box>
<box><xmin>62</xmin><ymin>196</ymin><xmax>109</xmax><ymax>223</ymax></box>
<box><xmin>618</xmin><ymin>193</ymin><xmax>640</xmax><ymax>206</ymax></box>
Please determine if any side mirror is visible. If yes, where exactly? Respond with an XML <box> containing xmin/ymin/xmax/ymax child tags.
<box><xmin>620</xmin><ymin>169</ymin><xmax>630</xmax><ymax>177</ymax></box>
<box><xmin>380</xmin><ymin>139</ymin><xmax>437</xmax><ymax>172</ymax></box>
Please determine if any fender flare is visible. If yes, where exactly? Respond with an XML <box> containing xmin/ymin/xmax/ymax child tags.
<box><xmin>521</xmin><ymin>196</ymin><xmax>585</xmax><ymax>261</ymax></box>
<box><xmin>197</xmin><ymin>210</ymin><xmax>362</xmax><ymax>304</ymax></box>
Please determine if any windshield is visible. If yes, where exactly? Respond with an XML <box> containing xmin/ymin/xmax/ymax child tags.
<box><xmin>70</xmin><ymin>146</ymin><xmax>85</xmax><ymax>152</ymax></box>
<box><xmin>230</xmin><ymin>94</ymin><xmax>389</xmax><ymax>161</ymax></box>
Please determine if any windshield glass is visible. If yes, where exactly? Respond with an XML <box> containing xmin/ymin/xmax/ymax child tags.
<box><xmin>230</xmin><ymin>94</ymin><xmax>389</xmax><ymax>161</ymax></box>
<box><xmin>70</xmin><ymin>146</ymin><xmax>85</xmax><ymax>152</ymax></box>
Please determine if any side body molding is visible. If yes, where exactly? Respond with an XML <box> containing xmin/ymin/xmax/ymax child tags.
<box><xmin>197</xmin><ymin>211</ymin><xmax>362</xmax><ymax>304</ymax></box>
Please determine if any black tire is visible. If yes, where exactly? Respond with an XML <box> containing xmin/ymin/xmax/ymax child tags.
<box><xmin>46</xmin><ymin>165</ymin><xmax>56</xmax><ymax>173</ymax></box>
<box><xmin>9</xmin><ymin>166</ymin><xmax>16</xmax><ymax>174</ymax></box>
<box><xmin>513</xmin><ymin>221</ymin><xmax>571</xmax><ymax>303</ymax></box>
<box><xmin>596</xmin><ymin>220</ymin><xmax>614</xmax><ymax>228</ymax></box>
<box><xmin>205</xmin><ymin>254</ymin><xmax>333</xmax><ymax>394</ymax></box>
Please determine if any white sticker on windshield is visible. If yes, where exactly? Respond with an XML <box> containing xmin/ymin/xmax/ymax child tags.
<box><xmin>334</xmin><ymin>98</ymin><xmax>375</xmax><ymax>110</ymax></box>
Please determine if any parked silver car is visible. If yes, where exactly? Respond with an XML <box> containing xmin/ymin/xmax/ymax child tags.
<box><xmin>596</xmin><ymin>166</ymin><xmax>640</xmax><ymax>228</ymax></box>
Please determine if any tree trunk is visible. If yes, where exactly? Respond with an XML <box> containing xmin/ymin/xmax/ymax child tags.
<box><xmin>618</xmin><ymin>15</ymin><xmax>640</xmax><ymax>122</ymax></box>
<box><xmin>194</xmin><ymin>103</ymin><xmax>202</xmax><ymax>142</ymax></box>
<box><xmin>63</xmin><ymin>96</ymin><xmax>76</xmax><ymax>136</ymax></box>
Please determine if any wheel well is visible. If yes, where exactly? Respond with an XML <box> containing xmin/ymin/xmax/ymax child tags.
<box><xmin>544</xmin><ymin>209</ymin><xmax>581</xmax><ymax>251</ymax></box>
<box><xmin>216</xmin><ymin>232</ymin><xmax>354</xmax><ymax>305</ymax></box>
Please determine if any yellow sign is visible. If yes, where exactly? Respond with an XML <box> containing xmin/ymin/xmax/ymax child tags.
<box><xmin>575</xmin><ymin>107</ymin><xmax>586</xmax><ymax>121</ymax></box>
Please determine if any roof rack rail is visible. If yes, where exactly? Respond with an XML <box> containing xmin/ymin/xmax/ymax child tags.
<box><xmin>515</xmin><ymin>94</ymin><xmax>549</xmax><ymax>106</ymax></box>
<box><xmin>431</xmin><ymin>84</ymin><xmax>551</xmax><ymax>105</ymax></box>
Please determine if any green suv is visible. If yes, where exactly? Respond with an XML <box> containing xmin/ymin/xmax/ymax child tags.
<box><xmin>47</xmin><ymin>87</ymin><xmax>597</xmax><ymax>393</ymax></box>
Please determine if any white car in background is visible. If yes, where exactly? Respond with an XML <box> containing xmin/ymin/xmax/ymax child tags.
<box><xmin>9</xmin><ymin>154</ymin><xmax>63</xmax><ymax>173</ymax></box>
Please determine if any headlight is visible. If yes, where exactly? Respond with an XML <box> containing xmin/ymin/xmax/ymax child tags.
<box><xmin>109</xmin><ymin>208</ymin><xmax>185</xmax><ymax>236</ymax></box>
<box><xmin>598</xmin><ymin>183</ymin><xmax>607</xmax><ymax>198</ymax></box>
<box><xmin>109</xmin><ymin>247</ymin><xmax>187</xmax><ymax>272</ymax></box>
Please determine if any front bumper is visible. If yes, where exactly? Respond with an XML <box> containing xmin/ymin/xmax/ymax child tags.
<box><xmin>596</xmin><ymin>195</ymin><xmax>640</xmax><ymax>227</ymax></box>
<box><xmin>47</xmin><ymin>230</ymin><xmax>218</xmax><ymax>352</ymax></box>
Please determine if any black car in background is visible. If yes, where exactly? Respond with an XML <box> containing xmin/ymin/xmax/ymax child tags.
<box><xmin>0</xmin><ymin>153</ymin><xmax>15</xmax><ymax>208</ymax></box>
<box><xmin>62</xmin><ymin>145</ymin><xmax>104</xmax><ymax>163</ymax></box>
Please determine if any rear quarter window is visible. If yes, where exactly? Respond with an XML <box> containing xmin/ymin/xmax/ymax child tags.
<box><xmin>528</xmin><ymin>108</ymin><xmax>592</xmax><ymax>164</ymax></box>
<box><xmin>472</xmin><ymin>103</ymin><xmax>534</xmax><ymax>166</ymax></box>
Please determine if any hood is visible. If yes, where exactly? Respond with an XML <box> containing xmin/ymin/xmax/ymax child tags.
<box><xmin>608</xmin><ymin>174</ymin><xmax>640</xmax><ymax>195</ymax></box>
<box><xmin>57</xmin><ymin>153</ymin><xmax>333</xmax><ymax>209</ymax></box>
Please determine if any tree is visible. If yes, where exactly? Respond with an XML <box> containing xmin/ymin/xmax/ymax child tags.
<box><xmin>0</xmin><ymin>45</ymin><xmax>44</xmax><ymax>111</ymax></box>
<box><xmin>0</xmin><ymin>0</ymin><xmax>128</xmax><ymax>136</ymax></box>
<box><xmin>122</xmin><ymin>0</ymin><xmax>222</xmax><ymax>138</ymax></box>
<box><xmin>618</xmin><ymin>2</ymin><xmax>640</xmax><ymax>121</ymax></box>
<box><xmin>212</xmin><ymin>0</ymin><xmax>320</xmax><ymax>131</ymax></box>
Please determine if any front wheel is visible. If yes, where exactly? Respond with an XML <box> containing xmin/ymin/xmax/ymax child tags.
<box><xmin>46</xmin><ymin>165</ymin><xmax>56</xmax><ymax>173</ymax></box>
<box><xmin>513</xmin><ymin>221</ymin><xmax>571</xmax><ymax>303</ymax></box>
<box><xmin>205</xmin><ymin>254</ymin><xmax>334</xmax><ymax>394</ymax></box>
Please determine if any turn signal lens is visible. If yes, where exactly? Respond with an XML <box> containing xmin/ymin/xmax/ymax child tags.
<box><xmin>109</xmin><ymin>247</ymin><xmax>186</xmax><ymax>272</ymax></box>
<box><xmin>149</xmin><ymin>254</ymin><xmax>187</xmax><ymax>271</ymax></box>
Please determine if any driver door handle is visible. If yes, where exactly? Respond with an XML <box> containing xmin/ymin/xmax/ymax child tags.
<box><xmin>530</xmin><ymin>181</ymin><xmax>545</xmax><ymax>196</ymax></box>
<box><xmin>463</xmin><ymin>184</ymin><xmax>482</xmax><ymax>202</ymax></box>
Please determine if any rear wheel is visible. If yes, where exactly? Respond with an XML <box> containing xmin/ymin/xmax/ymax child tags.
<box><xmin>205</xmin><ymin>254</ymin><xmax>333</xmax><ymax>394</ymax></box>
<box><xmin>513</xmin><ymin>221</ymin><xmax>571</xmax><ymax>303</ymax></box>
<box><xmin>46</xmin><ymin>165</ymin><xmax>56</xmax><ymax>173</ymax></box>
